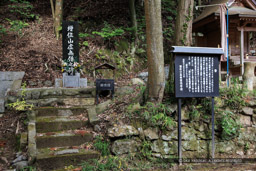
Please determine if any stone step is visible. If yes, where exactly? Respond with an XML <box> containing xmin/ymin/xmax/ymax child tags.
<box><xmin>36</xmin><ymin>131</ymin><xmax>93</xmax><ymax>149</ymax></box>
<box><xmin>36</xmin><ymin>147</ymin><xmax>100</xmax><ymax>170</ymax></box>
<box><xmin>25</xmin><ymin>97</ymin><xmax>95</xmax><ymax>107</ymax></box>
<box><xmin>34</xmin><ymin>107</ymin><xmax>88</xmax><ymax>117</ymax></box>
<box><xmin>36</xmin><ymin>116</ymin><xmax>88</xmax><ymax>133</ymax></box>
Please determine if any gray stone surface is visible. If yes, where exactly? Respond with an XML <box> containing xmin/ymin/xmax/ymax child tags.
<box><xmin>239</xmin><ymin>114</ymin><xmax>252</xmax><ymax>126</ymax></box>
<box><xmin>96</xmin><ymin>100</ymin><xmax>112</xmax><ymax>114</ymax></box>
<box><xmin>28</xmin><ymin>122</ymin><xmax>36</xmax><ymax>164</ymax></box>
<box><xmin>80</xmin><ymin>78</ymin><xmax>88</xmax><ymax>88</ymax></box>
<box><xmin>63</xmin><ymin>73</ymin><xmax>80</xmax><ymax>88</ymax></box>
<box><xmin>111</xmin><ymin>139</ymin><xmax>139</xmax><ymax>155</ymax></box>
<box><xmin>144</xmin><ymin>128</ymin><xmax>159</xmax><ymax>140</ymax></box>
<box><xmin>58</xmin><ymin>110</ymin><xmax>73</xmax><ymax>116</ymax></box>
<box><xmin>108</xmin><ymin>125</ymin><xmax>139</xmax><ymax>138</ymax></box>
<box><xmin>88</xmin><ymin>106</ymin><xmax>100</xmax><ymax>125</ymax></box>
<box><xmin>55</xmin><ymin>78</ymin><xmax>63</xmax><ymax>88</ymax></box>
<box><xmin>10</xmin><ymin>80</ymin><xmax>22</xmax><ymax>91</ymax></box>
<box><xmin>0</xmin><ymin>98</ymin><xmax>4</xmax><ymax>113</ymax></box>
<box><xmin>0</xmin><ymin>71</ymin><xmax>25</xmax><ymax>81</ymax></box>
<box><xmin>14</xmin><ymin>161</ymin><xmax>28</xmax><ymax>170</ymax></box>
<box><xmin>44</xmin><ymin>80</ymin><xmax>53</xmax><ymax>87</ymax></box>
<box><xmin>242</xmin><ymin>107</ymin><xmax>254</xmax><ymax>116</ymax></box>
<box><xmin>0</xmin><ymin>81</ymin><xmax>13</xmax><ymax>97</ymax></box>
<box><xmin>55</xmin><ymin>149</ymin><xmax>79</xmax><ymax>155</ymax></box>
<box><xmin>137</xmin><ymin>66</ymin><xmax>170</xmax><ymax>82</ymax></box>
<box><xmin>131</xmin><ymin>78</ymin><xmax>145</xmax><ymax>85</ymax></box>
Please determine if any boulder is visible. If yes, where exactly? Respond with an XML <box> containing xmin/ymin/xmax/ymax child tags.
<box><xmin>242</xmin><ymin>107</ymin><xmax>254</xmax><ymax>116</ymax></box>
<box><xmin>144</xmin><ymin>127</ymin><xmax>159</xmax><ymax>140</ymax></box>
<box><xmin>131</xmin><ymin>78</ymin><xmax>145</xmax><ymax>85</ymax></box>
<box><xmin>96</xmin><ymin>100</ymin><xmax>112</xmax><ymax>114</ymax></box>
<box><xmin>111</xmin><ymin>139</ymin><xmax>140</xmax><ymax>155</ymax></box>
<box><xmin>239</xmin><ymin>114</ymin><xmax>252</xmax><ymax>126</ymax></box>
<box><xmin>151</xmin><ymin>140</ymin><xmax>177</xmax><ymax>155</ymax></box>
<box><xmin>108</xmin><ymin>125</ymin><xmax>139</xmax><ymax>138</ymax></box>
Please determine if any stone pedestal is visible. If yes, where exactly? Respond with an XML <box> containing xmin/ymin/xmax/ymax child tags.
<box><xmin>243</xmin><ymin>62</ymin><xmax>256</xmax><ymax>90</ymax></box>
<box><xmin>55</xmin><ymin>73</ymin><xmax>87</xmax><ymax>88</ymax></box>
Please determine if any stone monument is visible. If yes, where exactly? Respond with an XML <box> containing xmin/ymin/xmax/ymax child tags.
<box><xmin>55</xmin><ymin>21</ymin><xmax>87</xmax><ymax>88</ymax></box>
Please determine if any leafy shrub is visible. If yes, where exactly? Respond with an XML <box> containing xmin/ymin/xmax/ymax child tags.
<box><xmin>220</xmin><ymin>78</ymin><xmax>246</xmax><ymax>110</ymax></box>
<box><xmin>92</xmin><ymin>22</ymin><xmax>124</xmax><ymax>40</ymax></box>
<box><xmin>219</xmin><ymin>110</ymin><xmax>241</xmax><ymax>140</ymax></box>
<box><xmin>6</xmin><ymin>19</ymin><xmax>29</xmax><ymax>37</ymax></box>
<box><xmin>8</xmin><ymin>0</ymin><xmax>38</xmax><ymax>20</ymax></box>
<box><xmin>94</xmin><ymin>136</ymin><xmax>110</xmax><ymax>156</ymax></box>
<box><xmin>80</xmin><ymin>156</ymin><xmax>125</xmax><ymax>171</ymax></box>
<box><xmin>8</xmin><ymin>82</ymin><xmax>33</xmax><ymax>111</ymax></box>
<box><xmin>139</xmin><ymin>102</ymin><xmax>174</xmax><ymax>130</ymax></box>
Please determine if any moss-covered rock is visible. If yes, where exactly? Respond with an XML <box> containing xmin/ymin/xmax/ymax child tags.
<box><xmin>111</xmin><ymin>139</ymin><xmax>140</xmax><ymax>155</ymax></box>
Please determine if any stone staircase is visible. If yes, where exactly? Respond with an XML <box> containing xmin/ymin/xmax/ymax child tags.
<box><xmin>28</xmin><ymin>107</ymin><xmax>100</xmax><ymax>170</ymax></box>
<box><xmin>15</xmin><ymin>88</ymin><xmax>102</xmax><ymax>170</ymax></box>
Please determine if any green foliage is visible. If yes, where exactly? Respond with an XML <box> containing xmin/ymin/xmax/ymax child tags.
<box><xmin>21</xmin><ymin>166</ymin><xmax>36</xmax><ymax>171</ymax></box>
<box><xmin>189</xmin><ymin>107</ymin><xmax>200</xmax><ymax>120</ymax></box>
<box><xmin>220</xmin><ymin>78</ymin><xmax>246</xmax><ymax>110</ymax></box>
<box><xmin>79</xmin><ymin>32</ymin><xmax>94</xmax><ymax>38</ymax></box>
<box><xmin>94</xmin><ymin>136</ymin><xmax>110</xmax><ymax>156</ymax></box>
<box><xmin>162</xmin><ymin>0</ymin><xmax>177</xmax><ymax>41</ymax></box>
<box><xmin>139</xmin><ymin>102</ymin><xmax>173</xmax><ymax>130</ymax></box>
<box><xmin>82</xmin><ymin>41</ymin><xmax>89</xmax><ymax>47</ymax></box>
<box><xmin>80</xmin><ymin>156</ymin><xmax>125</xmax><ymax>171</ymax></box>
<box><xmin>8</xmin><ymin>82</ymin><xmax>34</xmax><ymax>111</ymax></box>
<box><xmin>8</xmin><ymin>0</ymin><xmax>38</xmax><ymax>20</ymax></box>
<box><xmin>92</xmin><ymin>22</ymin><xmax>124</xmax><ymax>40</ymax></box>
<box><xmin>141</xmin><ymin>140</ymin><xmax>152</xmax><ymax>159</ymax></box>
<box><xmin>6</xmin><ymin>19</ymin><xmax>29</xmax><ymax>37</ymax></box>
<box><xmin>219</xmin><ymin>110</ymin><xmax>241</xmax><ymax>140</ymax></box>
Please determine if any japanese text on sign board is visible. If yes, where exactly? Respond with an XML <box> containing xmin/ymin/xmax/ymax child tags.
<box><xmin>175</xmin><ymin>55</ymin><xmax>219</xmax><ymax>97</ymax></box>
<box><xmin>67</xmin><ymin>25</ymin><xmax>74</xmax><ymax>62</ymax></box>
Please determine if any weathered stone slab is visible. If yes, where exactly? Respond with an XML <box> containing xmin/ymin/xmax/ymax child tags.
<box><xmin>96</xmin><ymin>100</ymin><xmax>112</xmax><ymax>114</ymax></box>
<box><xmin>10</xmin><ymin>80</ymin><xmax>22</xmax><ymax>91</ymax></box>
<box><xmin>88</xmin><ymin>106</ymin><xmax>100</xmax><ymax>125</ymax></box>
<box><xmin>144</xmin><ymin>127</ymin><xmax>159</xmax><ymax>140</ymax></box>
<box><xmin>55</xmin><ymin>149</ymin><xmax>79</xmax><ymax>155</ymax></box>
<box><xmin>63</xmin><ymin>73</ymin><xmax>80</xmax><ymax>88</ymax></box>
<box><xmin>58</xmin><ymin>110</ymin><xmax>73</xmax><ymax>116</ymax></box>
<box><xmin>0</xmin><ymin>71</ymin><xmax>25</xmax><ymax>81</ymax></box>
<box><xmin>111</xmin><ymin>139</ymin><xmax>140</xmax><ymax>155</ymax></box>
<box><xmin>108</xmin><ymin>125</ymin><xmax>139</xmax><ymax>138</ymax></box>
<box><xmin>63</xmin><ymin>98</ymin><xmax>94</xmax><ymax>106</ymax></box>
<box><xmin>80</xmin><ymin>78</ymin><xmax>87</xmax><ymax>88</ymax></box>
<box><xmin>242</xmin><ymin>107</ymin><xmax>254</xmax><ymax>116</ymax></box>
<box><xmin>55</xmin><ymin>78</ymin><xmax>63</xmax><ymax>88</ymax></box>
<box><xmin>0</xmin><ymin>81</ymin><xmax>13</xmax><ymax>97</ymax></box>
<box><xmin>28</xmin><ymin>122</ymin><xmax>36</xmax><ymax>163</ymax></box>
<box><xmin>239</xmin><ymin>114</ymin><xmax>251</xmax><ymax>126</ymax></box>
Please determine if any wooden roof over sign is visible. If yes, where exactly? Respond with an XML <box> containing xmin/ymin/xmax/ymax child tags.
<box><xmin>95</xmin><ymin>63</ymin><xmax>116</xmax><ymax>70</ymax></box>
<box><xmin>194</xmin><ymin>0</ymin><xmax>256</xmax><ymax>24</ymax></box>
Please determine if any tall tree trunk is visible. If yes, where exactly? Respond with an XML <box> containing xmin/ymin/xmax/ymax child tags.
<box><xmin>168</xmin><ymin>0</ymin><xmax>194</xmax><ymax>93</ymax></box>
<box><xmin>129</xmin><ymin>0</ymin><xmax>138</xmax><ymax>42</ymax></box>
<box><xmin>174</xmin><ymin>0</ymin><xmax>194</xmax><ymax>46</ymax></box>
<box><xmin>54</xmin><ymin>0</ymin><xmax>63</xmax><ymax>40</ymax></box>
<box><xmin>145</xmin><ymin>0</ymin><xmax>165</xmax><ymax>103</ymax></box>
